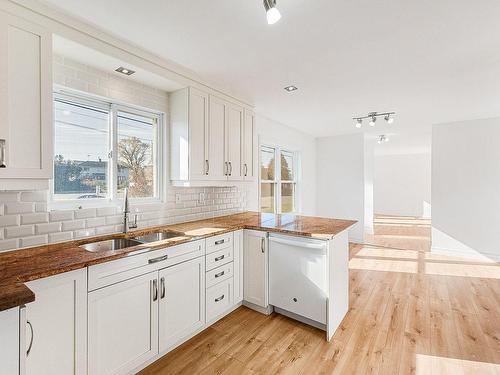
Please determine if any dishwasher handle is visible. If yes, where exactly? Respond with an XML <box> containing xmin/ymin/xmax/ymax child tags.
<box><xmin>269</xmin><ymin>236</ymin><xmax>327</xmax><ymax>250</ymax></box>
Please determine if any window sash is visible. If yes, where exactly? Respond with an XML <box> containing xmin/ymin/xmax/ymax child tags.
<box><xmin>51</xmin><ymin>92</ymin><xmax>163</xmax><ymax>204</ymax></box>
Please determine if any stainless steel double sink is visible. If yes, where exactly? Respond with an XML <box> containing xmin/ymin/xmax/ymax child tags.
<box><xmin>80</xmin><ymin>230</ymin><xmax>186</xmax><ymax>252</ymax></box>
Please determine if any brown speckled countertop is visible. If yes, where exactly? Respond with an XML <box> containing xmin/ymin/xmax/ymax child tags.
<box><xmin>0</xmin><ymin>211</ymin><xmax>356</xmax><ymax>312</ymax></box>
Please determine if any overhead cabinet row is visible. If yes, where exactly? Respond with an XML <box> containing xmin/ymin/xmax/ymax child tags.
<box><xmin>170</xmin><ymin>87</ymin><xmax>256</xmax><ymax>185</ymax></box>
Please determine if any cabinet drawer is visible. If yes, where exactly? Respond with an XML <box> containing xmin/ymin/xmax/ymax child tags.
<box><xmin>88</xmin><ymin>239</ymin><xmax>205</xmax><ymax>291</ymax></box>
<box><xmin>206</xmin><ymin>246</ymin><xmax>233</xmax><ymax>271</ymax></box>
<box><xmin>206</xmin><ymin>232</ymin><xmax>233</xmax><ymax>254</ymax></box>
<box><xmin>206</xmin><ymin>277</ymin><xmax>233</xmax><ymax>323</ymax></box>
<box><xmin>206</xmin><ymin>262</ymin><xmax>233</xmax><ymax>288</ymax></box>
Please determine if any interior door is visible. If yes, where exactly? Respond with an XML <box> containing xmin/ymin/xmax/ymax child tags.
<box><xmin>208</xmin><ymin>95</ymin><xmax>227</xmax><ymax>180</ymax></box>
<box><xmin>158</xmin><ymin>257</ymin><xmax>205</xmax><ymax>353</ymax></box>
<box><xmin>189</xmin><ymin>87</ymin><xmax>209</xmax><ymax>180</ymax></box>
<box><xmin>226</xmin><ymin>103</ymin><xmax>243</xmax><ymax>180</ymax></box>
<box><xmin>88</xmin><ymin>271</ymin><xmax>159</xmax><ymax>375</ymax></box>
<box><xmin>243</xmin><ymin>230</ymin><xmax>268</xmax><ymax>308</ymax></box>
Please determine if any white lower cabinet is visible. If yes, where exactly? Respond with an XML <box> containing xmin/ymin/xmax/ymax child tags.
<box><xmin>88</xmin><ymin>271</ymin><xmax>158</xmax><ymax>375</ymax></box>
<box><xmin>206</xmin><ymin>277</ymin><xmax>234</xmax><ymax>324</ymax></box>
<box><xmin>243</xmin><ymin>230</ymin><xmax>269</xmax><ymax>309</ymax></box>
<box><xmin>158</xmin><ymin>257</ymin><xmax>205</xmax><ymax>353</ymax></box>
<box><xmin>22</xmin><ymin>269</ymin><xmax>87</xmax><ymax>375</ymax></box>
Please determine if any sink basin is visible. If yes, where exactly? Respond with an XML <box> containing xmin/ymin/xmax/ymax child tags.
<box><xmin>135</xmin><ymin>231</ymin><xmax>185</xmax><ymax>243</ymax></box>
<box><xmin>80</xmin><ymin>238</ymin><xmax>143</xmax><ymax>252</ymax></box>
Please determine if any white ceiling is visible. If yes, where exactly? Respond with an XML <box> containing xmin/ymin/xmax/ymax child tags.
<box><xmin>40</xmin><ymin>0</ymin><xmax>500</xmax><ymax>138</ymax></box>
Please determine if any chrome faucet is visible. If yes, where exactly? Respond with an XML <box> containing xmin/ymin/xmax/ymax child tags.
<box><xmin>123</xmin><ymin>188</ymin><xmax>137</xmax><ymax>233</ymax></box>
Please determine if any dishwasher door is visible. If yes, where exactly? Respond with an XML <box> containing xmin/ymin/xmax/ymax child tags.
<box><xmin>269</xmin><ymin>234</ymin><xmax>328</xmax><ymax>324</ymax></box>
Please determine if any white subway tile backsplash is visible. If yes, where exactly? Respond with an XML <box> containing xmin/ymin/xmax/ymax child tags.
<box><xmin>62</xmin><ymin>220</ymin><xmax>86</xmax><ymax>231</ymax></box>
<box><xmin>74</xmin><ymin>208</ymin><xmax>97</xmax><ymax>219</ymax></box>
<box><xmin>86</xmin><ymin>217</ymin><xmax>106</xmax><ymax>228</ymax></box>
<box><xmin>6</xmin><ymin>225</ymin><xmax>35</xmax><ymax>239</ymax></box>
<box><xmin>36</xmin><ymin>222</ymin><xmax>62</xmax><ymax>235</ymax></box>
<box><xmin>0</xmin><ymin>215</ymin><xmax>19</xmax><ymax>227</ymax></box>
<box><xmin>49</xmin><ymin>231</ymin><xmax>73</xmax><ymax>243</ymax></box>
<box><xmin>6</xmin><ymin>202</ymin><xmax>34</xmax><ymax>214</ymax></box>
<box><xmin>0</xmin><ymin>192</ymin><xmax>20</xmax><ymax>202</ymax></box>
<box><xmin>21</xmin><ymin>213</ymin><xmax>49</xmax><ymax>225</ymax></box>
<box><xmin>50</xmin><ymin>210</ymin><xmax>74</xmax><ymax>222</ymax></box>
<box><xmin>0</xmin><ymin>239</ymin><xmax>18</xmax><ymax>251</ymax></box>
<box><xmin>20</xmin><ymin>235</ymin><xmax>48</xmax><ymax>248</ymax></box>
<box><xmin>96</xmin><ymin>207</ymin><xmax>116</xmax><ymax>217</ymax></box>
<box><xmin>20</xmin><ymin>191</ymin><xmax>47</xmax><ymax>202</ymax></box>
<box><xmin>105</xmin><ymin>215</ymin><xmax>123</xmax><ymax>225</ymax></box>
<box><xmin>95</xmin><ymin>225</ymin><xmax>116</xmax><ymax>235</ymax></box>
<box><xmin>74</xmin><ymin>229</ymin><xmax>96</xmax><ymax>239</ymax></box>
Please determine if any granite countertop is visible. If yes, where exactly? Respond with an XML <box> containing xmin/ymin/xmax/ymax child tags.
<box><xmin>0</xmin><ymin>211</ymin><xmax>356</xmax><ymax>312</ymax></box>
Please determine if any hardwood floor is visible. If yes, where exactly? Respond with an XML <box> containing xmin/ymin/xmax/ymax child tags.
<box><xmin>139</xmin><ymin>215</ymin><xmax>500</xmax><ymax>375</ymax></box>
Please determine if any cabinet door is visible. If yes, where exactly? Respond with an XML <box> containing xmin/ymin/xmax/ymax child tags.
<box><xmin>158</xmin><ymin>257</ymin><xmax>205</xmax><ymax>353</ymax></box>
<box><xmin>226</xmin><ymin>103</ymin><xmax>243</xmax><ymax>180</ymax></box>
<box><xmin>88</xmin><ymin>271</ymin><xmax>158</xmax><ymax>375</ymax></box>
<box><xmin>208</xmin><ymin>95</ymin><xmax>227</xmax><ymax>180</ymax></box>
<box><xmin>243</xmin><ymin>109</ymin><xmax>255</xmax><ymax>181</ymax></box>
<box><xmin>243</xmin><ymin>230</ymin><xmax>269</xmax><ymax>308</ymax></box>
<box><xmin>233</xmin><ymin>230</ymin><xmax>244</xmax><ymax>304</ymax></box>
<box><xmin>23</xmin><ymin>269</ymin><xmax>87</xmax><ymax>375</ymax></box>
<box><xmin>189</xmin><ymin>87</ymin><xmax>209</xmax><ymax>180</ymax></box>
<box><xmin>0</xmin><ymin>12</ymin><xmax>52</xmax><ymax>179</ymax></box>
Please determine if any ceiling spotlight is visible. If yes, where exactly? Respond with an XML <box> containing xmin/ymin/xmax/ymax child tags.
<box><xmin>355</xmin><ymin>119</ymin><xmax>362</xmax><ymax>128</ymax></box>
<box><xmin>115</xmin><ymin>66</ymin><xmax>135</xmax><ymax>76</ymax></box>
<box><xmin>264</xmin><ymin>0</ymin><xmax>282</xmax><ymax>25</ymax></box>
<box><xmin>352</xmin><ymin>111</ymin><xmax>395</xmax><ymax>128</ymax></box>
<box><xmin>369</xmin><ymin>116</ymin><xmax>376</xmax><ymax>126</ymax></box>
<box><xmin>284</xmin><ymin>85</ymin><xmax>298</xmax><ymax>92</ymax></box>
<box><xmin>384</xmin><ymin>114</ymin><xmax>394</xmax><ymax>124</ymax></box>
<box><xmin>377</xmin><ymin>135</ymin><xmax>389</xmax><ymax>144</ymax></box>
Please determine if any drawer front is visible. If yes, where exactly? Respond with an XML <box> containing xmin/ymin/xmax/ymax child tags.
<box><xmin>206</xmin><ymin>246</ymin><xmax>233</xmax><ymax>271</ymax></box>
<box><xmin>206</xmin><ymin>262</ymin><xmax>233</xmax><ymax>288</ymax></box>
<box><xmin>206</xmin><ymin>232</ymin><xmax>233</xmax><ymax>254</ymax></box>
<box><xmin>88</xmin><ymin>239</ymin><xmax>205</xmax><ymax>291</ymax></box>
<box><xmin>206</xmin><ymin>277</ymin><xmax>233</xmax><ymax>323</ymax></box>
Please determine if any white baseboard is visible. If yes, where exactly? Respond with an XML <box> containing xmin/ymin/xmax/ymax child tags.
<box><xmin>242</xmin><ymin>300</ymin><xmax>273</xmax><ymax>315</ymax></box>
<box><xmin>431</xmin><ymin>246</ymin><xmax>500</xmax><ymax>263</ymax></box>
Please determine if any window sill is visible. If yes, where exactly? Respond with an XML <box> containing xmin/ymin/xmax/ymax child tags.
<box><xmin>48</xmin><ymin>198</ymin><xmax>164</xmax><ymax>211</ymax></box>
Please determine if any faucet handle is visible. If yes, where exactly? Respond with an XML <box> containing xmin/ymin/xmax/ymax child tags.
<box><xmin>130</xmin><ymin>214</ymin><xmax>138</xmax><ymax>229</ymax></box>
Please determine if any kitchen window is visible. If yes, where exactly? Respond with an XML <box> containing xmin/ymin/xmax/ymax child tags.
<box><xmin>260</xmin><ymin>145</ymin><xmax>298</xmax><ymax>213</ymax></box>
<box><xmin>53</xmin><ymin>93</ymin><xmax>162</xmax><ymax>203</ymax></box>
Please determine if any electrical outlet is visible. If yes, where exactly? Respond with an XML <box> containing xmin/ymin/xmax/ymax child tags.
<box><xmin>175</xmin><ymin>193</ymin><xmax>181</xmax><ymax>204</ymax></box>
<box><xmin>198</xmin><ymin>192</ymin><xmax>205</xmax><ymax>204</ymax></box>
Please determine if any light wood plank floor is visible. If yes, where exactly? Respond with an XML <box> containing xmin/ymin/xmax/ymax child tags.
<box><xmin>139</xmin><ymin>216</ymin><xmax>500</xmax><ymax>375</ymax></box>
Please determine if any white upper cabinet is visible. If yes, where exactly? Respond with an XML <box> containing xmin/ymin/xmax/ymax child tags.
<box><xmin>170</xmin><ymin>87</ymin><xmax>254</xmax><ymax>185</ymax></box>
<box><xmin>0</xmin><ymin>11</ymin><xmax>52</xmax><ymax>181</ymax></box>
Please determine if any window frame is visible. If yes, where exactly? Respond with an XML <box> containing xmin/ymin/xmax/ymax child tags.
<box><xmin>50</xmin><ymin>90</ymin><xmax>164</xmax><ymax>208</ymax></box>
<box><xmin>259</xmin><ymin>142</ymin><xmax>299</xmax><ymax>214</ymax></box>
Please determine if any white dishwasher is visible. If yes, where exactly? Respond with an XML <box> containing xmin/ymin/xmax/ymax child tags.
<box><xmin>269</xmin><ymin>234</ymin><xmax>328</xmax><ymax>325</ymax></box>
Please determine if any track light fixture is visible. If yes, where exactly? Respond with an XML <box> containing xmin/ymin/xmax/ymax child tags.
<box><xmin>264</xmin><ymin>0</ymin><xmax>282</xmax><ymax>25</ymax></box>
<box><xmin>352</xmin><ymin>111</ymin><xmax>396</xmax><ymax>128</ymax></box>
<box><xmin>377</xmin><ymin>135</ymin><xmax>390</xmax><ymax>144</ymax></box>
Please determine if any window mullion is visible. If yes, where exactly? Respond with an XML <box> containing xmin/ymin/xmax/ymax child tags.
<box><xmin>275</xmin><ymin>146</ymin><xmax>281</xmax><ymax>214</ymax></box>
<box><xmin>109</xmin><ymin>105</ymin><xmax>118</xmax><ymax>202</ymax></box>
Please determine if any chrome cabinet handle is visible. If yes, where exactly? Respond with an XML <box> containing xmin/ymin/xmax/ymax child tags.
<box><xmin>261</xmin><ymin>238</ymin><xmax>265</xmax><ymax>253</ymax></box>
<box><xmin>215</xmin><ymin>295</ymin><xmax>225</xmax><ymax>302</ymax></box>
<box><xmin>0</xmin><ymin>139</ymin><xmax>6</xmax><ymax>168</ymax></box>
<box><xmin>26</xmin><ymin>320</ymin><xmax>34</xmax><ymax>356</ymax></box>
<box><xmin>228</xmin><ymin>161</ymin><xmax>232</xmax><ymax>176</ymax></box>
<box><xmin>152</xmin><ymin>279</ymin><xmax>158</xmax><ymax>301</ymax></box>
<box><xmin>205</xmin><ymin>159</ymin><xmax>209</xmax><ymax>175</ymax></box>
<box><xmin>214</xmin><ymin>239</ymin><xmax>225</xmax><ymax>245</ymax></box>
<box><xmin>224</xmin><ymin>161</ymin><xmax>228</xmax><ymax>176</ymax></box>
<box><xmin>148</xmin><ymin>254</ymin><xmax>168</xmax><ymax>264</ymax></box>
<box><xmin>160</xmin><ymin>277</ymin><xmax>165</xmax><ymax>299</ymax></box>
<box><xmin>244</xmin><ymin>163</ymin><xmax>248</xmax><ymax>177</ymax></box>
<box><xmin>215</xmin><ymin>271</ymin><xmax>225</xmax><ymax>278</ymax></box>
<box><xmin>214</xmin><ymin>255</ymin><xmax>225</xmax><ymax>262</ymax></box>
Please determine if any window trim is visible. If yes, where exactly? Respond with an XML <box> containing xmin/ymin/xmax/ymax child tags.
<box><xmin>259</xmin><ymin>141</ymin><xmax>299</xmax><ymax>214</ymax></box>
<box><xmin>50</xmin><ymin>90</ymin><xmax>165</xmax><ymax>208</ymax></box>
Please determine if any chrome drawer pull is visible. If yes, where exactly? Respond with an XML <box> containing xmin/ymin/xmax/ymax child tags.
<box><xmin>215</xmin><ymin>295</ymin><xmax>225</xmax><ymax>302</ymax></box>
<box><xmin>148</xmin><ymin>255</ymin><xmax>168</xmax><ymax>264</ymax></box>
<box><xmin>214</xmin><ymin>239</ymin><xmax>225</xmax><ymax>245</ymax></box>
<box><xmin>0</xmin><ymin>139</ymin><xmax>6</xmax><ymax>168</ymax></box>
<box><xmin>214</xmin><ymin>271</ymin><xmax>225</xmax><ymax>278</ymax></box>
<box><xmin>214</xmin><ymin>255</ymin><xmax>225</xmax><ymax>262</ymax></box>
<box><xmin>152</xmin><ymin>279</ymin><xmax>158</xmax><ymax>301</ymax></box>
<box><xmin>160</xmin><ymin>277</ymin><xmax>165</xmax><ymax>299</ymax></box>
<box><xmin>26</xmin><ymin>320</ymin><xmax>34</xmax><ymax>356</ymax></box>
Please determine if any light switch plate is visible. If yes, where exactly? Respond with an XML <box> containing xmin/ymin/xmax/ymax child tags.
<box><xmin>175</xmin><ymin>193</ymin><xmax>181</xmax><ymax>204</ymax></box>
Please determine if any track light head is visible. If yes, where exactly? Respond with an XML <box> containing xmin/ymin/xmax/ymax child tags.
<box><xmin>385</xmin><ymin>114</ymin><xmax>394</xmax><ymax>124</ymax></box>
<box><xmin>369</xmin><ymin>116</ymin><xmax>376</xmax><ymax>126</ymax></box>
<box><xmin>355</xmin><ymin>118</ymin><xmax>362</xmax><ymax>128</ymax></box>
<box><xmin>264</xmin><ymin>0</ymin><xmax>281</xmax><ymax>25</ymax></box>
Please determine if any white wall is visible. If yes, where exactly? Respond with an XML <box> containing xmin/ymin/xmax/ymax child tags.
<box><xmin>315</xmin><ymin>133</ymin><xmax>371</xmax><ymax>242</ymax></box>
<box><xmin>246</xmin><ymin>115</ymin><xmax>317</xmax><ymax>216</ymax></box>
<box><xmin>374</xmin><ymin>153</ymin><xmax>431</xmax><ymax>218</ymax></box>
<box><xmin>432</xmin><ymin>117</ymin><xmax>500</xmax><ymax>262</ymax></box>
